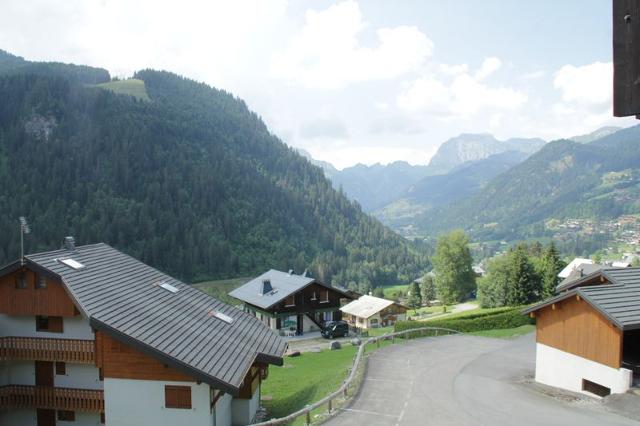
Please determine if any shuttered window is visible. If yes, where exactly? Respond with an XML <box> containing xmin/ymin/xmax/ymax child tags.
<box><xmin>36</xmin><ymin>316</ymin><xmax>63</xmax><ymax>333</ymax></box>
<box><xmin>165</xmin><ymin>385</ymin><xmax>192</xmax><ymax>409</ymax></box>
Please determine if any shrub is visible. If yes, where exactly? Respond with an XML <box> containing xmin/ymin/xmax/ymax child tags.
<box><xmin>394</xmin><ymin>307</ymin><xmax>533</xmax><ymax>333</ymax></box>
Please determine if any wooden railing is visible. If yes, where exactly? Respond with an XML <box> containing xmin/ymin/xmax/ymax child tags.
<box><xmin>0</xmin><ymin>385</ymin><xmax>104</xmax><ymax>412</ymax></box>
<box><xmin>0</xmin><ymin>336</ymin><xmax>95</xmax><ymax>364</ymax></box>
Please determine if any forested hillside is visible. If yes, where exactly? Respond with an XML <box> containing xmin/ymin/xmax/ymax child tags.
<box><xmin>418</xmin><ymin>126</ymin><xmax>640</xmax><ymax>241</ymax></box>
<box><xmin>0</xmin><ymin>51</ymin><xmax>428</xmax><ymax>289</ymax></box>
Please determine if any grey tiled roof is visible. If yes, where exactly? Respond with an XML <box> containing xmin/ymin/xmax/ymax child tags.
<box><xmin>525</xmin><ymin>267</ymin><xmax>640</xmax><ymax>330</ymax></box>
<box><xmin>21</xmin><ymin>243</ymin><xmax>286</xmax><ymax>395</ymax></box>
<box><xmin>229</xmin><ymin>269</ymin><xmax>349</xmax><ymax>309</ymax></box>
<box><xmin>556</xmin><ymin>264</ymin><xmax>608</xmax><ymax>291</ymax></box>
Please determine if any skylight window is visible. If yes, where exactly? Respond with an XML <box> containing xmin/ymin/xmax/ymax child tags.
<box><xmin>58</xmin><ymin>258</ymin><xmax>85</xmax><ymax>270</ymax></box>
<box><xmin>158</xmin><ymin>281</ymin><xmax>179</xmax><ymax>293</ymax></box>
<box><xmin>209</xmin><ymin>310</ymin><xmax>234</xmax><ymax>324</ymax></box>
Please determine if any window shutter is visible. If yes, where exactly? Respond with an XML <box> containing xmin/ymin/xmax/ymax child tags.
<box><xmin>165</xmin><ymin>385</ymin><xmax>192</xmax><ymax>409</ymax></box>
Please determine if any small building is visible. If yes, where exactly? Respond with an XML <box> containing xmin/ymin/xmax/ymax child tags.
<box><xmin>472</xmin><ymin>265</ymin><xmax>486</xmax><ymax>277</ymax></box>
<box><xmin>340</xmin><ymin>295</ymin><xmax>407</xmax><ymax>329</ymax></box>
<box><xmin>0</xmin><ymin>241</ymin><xmax>286</xmax><ymax>426</ymax></box>
<box><xmin>557</xmin><ymin>258</ymin><xmax>594</xmax><ymax>279</ymax></box>
<box><xmin>229</xmin><ymin>270</ymin><xmax>353</xmax><ymax>336</ymax></box>
<box><xmin>524</xmin><ymin>267</ymin><xmax>640</xmax><ymax>397</ymax></box>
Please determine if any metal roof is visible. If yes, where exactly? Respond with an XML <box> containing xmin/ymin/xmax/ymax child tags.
<box><xmin>340</xmin><ymin>295</ymin><xmax>396</xmax><ymax>319</ymax></box>
<box><xmin>556</xmin><ymin>264</ymin><xmax>607</xmax><ymax>291</ymax></box>
<box><xmin>229</xmin><ymin>269</ymin><xmax>349</xmax><ymax>309</ymax></box>
<box><xmin>525</xmin><ymin>267</ymin><xmax>640</xmax><ymax>330</ymax></box>
<box><xmin>18</xmin><ymin>243</ymin><xmax>286</xmax><ymax>395</ymax></box>
<box><xmin>558</xmin><ymin>258</ymin><xmax>593</xmax><ymax>278</ymax></box>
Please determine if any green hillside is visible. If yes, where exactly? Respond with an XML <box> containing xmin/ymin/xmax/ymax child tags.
<box><xmin>0</xmin><ymin>52</ymin><xmax>428</xmax><ymax>288</ymax></box>
<box><xmin>418</xmin><ymin>126</ymin><xmax>640</xmax><ymax>242</ymax></box>
<box><xmin>95</xmin><ymin>79</ymin><xmax>150</xmax><ymax>101</ymax></box>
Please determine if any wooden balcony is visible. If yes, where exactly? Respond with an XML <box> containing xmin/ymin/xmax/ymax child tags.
<box><xmin>0</xmin><ymin>385</ymin><xmax>104</xmax><ymax>412</ymax></box>
<box><xmin>0</xmin><ymin>336</ymin><xmax>95</xmax><ymax>364</ymax></box>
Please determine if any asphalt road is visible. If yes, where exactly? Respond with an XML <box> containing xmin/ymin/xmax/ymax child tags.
<box><xmin>325</xmin><ymin>334</ymin><xmax>639</xmax><ymax>426</ymax></box>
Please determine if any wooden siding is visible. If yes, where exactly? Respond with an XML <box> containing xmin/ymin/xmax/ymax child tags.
<box><xmin>0</xmin><ymin>269</ymin><xmax>77</xmax><ymax>317</ymax></box>
<box><xmin>536</xmin><ymin>296</ymin><xmax>622</xmax><ymax>368</ymax></box>
<box><xmin>272</xmin><ymin>283</ymin><xmax>343</xmax><ymax>314</ymax></box>
<box><xmin>613</xmin><ymin>0</ymin><xmax>640</xmax><ymax>117</ymax></box>
<box><xmin>95</xmin><ymin>332</ymin><xmax>195</xmax><ymax>382</ymax></box>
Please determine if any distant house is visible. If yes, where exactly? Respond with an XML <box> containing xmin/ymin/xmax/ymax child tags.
<box><xmin>557</xmin><ymin>258</ymin><xmax>594</xmax><ymax>279</ymax></box>
<box><xmin>0</xmin><ymin>241</ymin><xmax>286</xmax><ymax>426</ymax></box>
<box><xmin>524</xmin><ymin>267</ymin><xmax>640</xmax><ymax>397</ymax></box>
<box><xmin>229</xmin><ymin>270</ymin><xmax>354</xmax><ymax>336</ymax></box>
<box><xmin>340</xmin><ymin>295</ymin><xmax>407</xmax><ymax>329</ymax></box>
<box><xmin>472</xmin><ymin>265</ymin><xmax>486</xmax><ymax>277</ymax></box>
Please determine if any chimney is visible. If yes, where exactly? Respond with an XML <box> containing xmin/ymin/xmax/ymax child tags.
<box><xmin>288</xmin><ymin>269</ymin><xmax>294</xmax><ymax>275</ymax></box>
<box><xmin>261</xmin><ymin>279</ymin><xmax>273</xmax><ymax>295</ymax></box>
<box><xmin>579</xmin><ymin>267</ymin><xmax>584</xmax><ymax>277</ymax></box>
<box><xmin>302</xmin><ymin>268</ymin><xmax>308</xmax><ymax>277</ymax></box>
<box><xmin>63</xmin><ymin>236</ymin><xmax>76</xmax><ymax>252</ymax></box>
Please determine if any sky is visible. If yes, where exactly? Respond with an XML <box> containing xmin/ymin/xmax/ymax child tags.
<box><xmin>0</xmin><ymin>0</ymin><xmax>635</xmax><ymax>169</ymax></box>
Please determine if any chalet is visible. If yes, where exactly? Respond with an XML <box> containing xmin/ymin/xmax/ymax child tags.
<box><xmin>557</xmin><ymin>258</ymin><xmax>594</xmax><ymax>279</ymax></box>
<box><xmin>0</xmin><ymin>240</ymin><xmax>286</xmax><ymax>426</ymax></box>
<box><xmin>524</xmin><ymin>267</ymin><xmax>640</xmax><ymax>397</ymax></box>
<box><xmin>229</xmin><ymin>270</ymin><xmax>353</xmax><ymax>337</ymax></box>
<box><xmin>340</xmin><ymin>295</ymin><xmax>407</xmax><ymax>329</ymax></box>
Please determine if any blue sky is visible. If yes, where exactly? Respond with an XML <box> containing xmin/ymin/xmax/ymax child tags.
<box><xmin>0</xmin><ymin>0</ymin><xmax>632</xmax><ymax>168</ymax></box>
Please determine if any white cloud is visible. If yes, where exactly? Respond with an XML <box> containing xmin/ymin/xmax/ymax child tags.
<box><xmin>270</xmin><ymin>0</ymin><xmax>433</xmax><ymax>89</ymax></box>
<box><xmin>396</xmin><ymin>58</ymin><xmax>527</xmax><ymax>117</ymax></box>
<box><xmin>554</xmin><ymin>61</ymin><xmax>612</xmax><ymax>109</ymax></box>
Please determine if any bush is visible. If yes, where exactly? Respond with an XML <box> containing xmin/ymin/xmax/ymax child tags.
<box><xmin>394</xmin><ymin>307</ymin><xmax>533</xmax><ymax>333</ymax></box>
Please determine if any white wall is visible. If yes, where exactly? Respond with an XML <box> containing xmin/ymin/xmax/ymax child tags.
<box><xmin>55</xmin><ymin>363</ymin><xmax>103</xmax><ymax>390</ymax></box>
<box><xmin>231</xmin><ymin>385</ymin><xmax>260</xmax><ymax>426</ymax></box>
<box><xmin>0</xmin><ymin>313</ymin><xmax>94</xmax><ymax>339</ymax></box>
<box><xmin>1</xmin><ymin>360</ymin><xmax>35</xmax><ymax>385</ymax></box>
<box><xmin>303</xmin><ymin>314</ymin><xmax>319</xmax><ymax>332</ymax></box>
<box><xmin>215</xmin><ymin>392</ymin><xmax>233</xmax><ymax>426</ymax></box>
<box><xmin>59</xmin><ymin>412</ymin><xmax>102</xmax><ymax>426</ymax></box>
<box><xmin>104</xmin><ymin>378</ymin><xmax>215</xmax><ymax>426</ymax></box>
<box><xmin>0</xmin><ymin>408</ymin><xmax>36</xmax><ymax>426</ymax></box>
<box><xmin>535</xmin><ymin>343</ymin><xmax>633</xmax><ymax>396</ymax></box>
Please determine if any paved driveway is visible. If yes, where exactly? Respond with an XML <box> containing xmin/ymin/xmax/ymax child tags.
<box><xmin>325</xmin><ymin>334</ymin><xmax>638</xmax><ymax>426</ymax></box>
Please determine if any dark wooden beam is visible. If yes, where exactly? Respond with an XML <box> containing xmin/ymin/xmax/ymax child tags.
<box><xmin>613</xmin><ymin>0</ymin><xmax>640</xmax><ymax>117</ymax></box>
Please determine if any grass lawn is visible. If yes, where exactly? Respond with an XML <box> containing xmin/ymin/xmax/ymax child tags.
<box><xmin>421</xmin><ymin>305</ymin><xmax>508</xmax><ymax>322</ymax></box>
<box><xmin>469</xmin><ymin>324</ymin><xmax>535</xmax><ymax>339</ymax></box>
<box><xmin>94</xmin><ymin>79</ymin><xmax>151</xmax><ymax>101</ymax></box>
<box><xmin>192</xmin><ymin>277</ymin><xmax>250</xmax><ymax>305</ymax></box>
<box><xmin>382</xmin><ymin>284</ymin><xmax>408</xmax><ymax>299</ymax></box>
<box><xmin>262</xmin><ymin>346</ymin><xmax>358</xmax><ymax>424</ymax></box>
<box><xmin>366</xmin><ymin>326</ymin><xmax>394</xmax><ymax>337</ymax></box>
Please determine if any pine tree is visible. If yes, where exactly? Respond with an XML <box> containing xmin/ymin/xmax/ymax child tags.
<box><xmin>507</xmin><ymin>244</ymin><xmax>541</xmax><ymax>305</ymax></box>
<box><xmin>541</xmin><ymin>241</ymin><xmax>563</xmax><ymax>298</ymax></box>
<box><xmin>408</xmin><ymin>281</ymin><xmax>422</xmax><ymax>312</ymax></box>
<box><xmin>420</xmin><ymin>275</ymin><xmax>436</xmax><ymax>307</ymax></box>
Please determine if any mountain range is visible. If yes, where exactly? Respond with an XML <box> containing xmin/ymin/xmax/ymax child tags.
<box><xmin>0</xmin><ymin>49</ymin><xmax>427</xmax><ymax>289</ymax></box>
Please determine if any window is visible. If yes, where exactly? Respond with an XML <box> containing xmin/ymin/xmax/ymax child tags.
<box><xmin>15</xmin><ymin>272</ymin><xmax>27</xmax><ymax>289</ymax></box>
<box><xmin>320</xmin><ymin>290</ymin><xmax>329</xmax><ymax>303</ymax></box>
<box><xmin>284</xmin><ymin>295</ymin><xmax>295</xmax><ymax>307</ymax></box>
<box><xmin>36</xmin><ymin>316</ymin><xmax>63</xmax><ymax>333</ymax></box>
<box><xmin>311</xmin><ymin>291</ymin><xmax>317</xmax><ymax>301</ymax></box>
<box><xmin>55</xmin><ymin>362</ymin><xmax>66</xmax><ymax>375</ymax></box>
<box><xmin>165</xmin><ymin>385</ymin><xmax>192</xmax><ymax>409</ymax></box>
<box><xmin>582</xmin><ymin>379</ymin><xmax>611</xmax><ymax>397</ymax></box>
<box><xmin>35</xmin><ymin>276</ymin><xmax>47</xmax><ymax>289</ymax></box>
<box><xmin>58</xmin><ymin>258</ymin><xmax>85</xmax><ymax>270</ymax></box>
<box><xmin>100</xmin><ymin>413</ymin><xmax>105</xmax><ymax>424</ymax></box>
<box><xmin>57</xmin><ymin>410</ymin><xmax>75</xmax><ymax>421</ymax></box>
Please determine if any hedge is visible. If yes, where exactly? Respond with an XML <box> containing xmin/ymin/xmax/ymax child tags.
<box><xmin>395</xmin><ymin>307</ymin><xmax>533</xmax><ymax>333</ymax></box>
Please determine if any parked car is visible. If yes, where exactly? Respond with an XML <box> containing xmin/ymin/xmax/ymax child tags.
<box><xmin>321</xmin><ymin>320</ymin><xmax>349</xmax><ymax>339</ymax></box>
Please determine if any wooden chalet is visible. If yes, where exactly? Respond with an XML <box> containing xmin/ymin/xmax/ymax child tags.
<box><xmin>340</xmin><ymin>295</ymin><xmax>407</xmax><ymax>330</ymax></box>
<box><xmin>524</xmin><ymin>267</ymin><xmax>640</xmax><ymax>396</ymax></box>
<box><xmin>229</xmin><ymin>270</ymin><xmax>354</xmax><ymax>336</ymax></box>
<box><xmin>0</xmin><ymin>240</ymin><xmax>286</xmax><ymax>426</ymax></box>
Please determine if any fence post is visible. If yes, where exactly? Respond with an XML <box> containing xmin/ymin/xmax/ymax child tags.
<box><xmin>306</xmin><ymin>409</ymin><xmax>311</xmax><ymax>425</ymax></box>
<box><xmin>376</xmin><ymin>338</ymin><xmax>380</xmax><ymax>348</ymax></box>
<box><xmin>328</xmin><ymin>398</ymin><xmax>332</xmax><ymax>413</ymax></box>
<box><xmin>392</xmin><ymin>335</ymin><xmax>395</xmax><ymax>344</ymax></box>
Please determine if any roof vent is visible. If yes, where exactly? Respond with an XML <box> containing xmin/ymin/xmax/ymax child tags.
<box><xmin>288</xmin><ymin>269</ymin><xmax>294</xmax><ymax>275</ymax></box>
<box><xmin>157</xmin><ymin>281</ymin><xmax>179</xmax><ymax>293</ymax></box>
<box><xmin>62</xmin><ymin>236</ymin><xmax>76</xmax><ymax>252</ymax></box>
<box><xmin>58</xmin><ymin>258</ymin><xmax>85</xmax><ymax>270</ymax></box>
<box><xmin>208</xmin><ymin>310</ymin><xmax>233</xmax><ymax>324</ymax></box>
<box><xmin>261</xmin><ymin>279</ymin><xmax>273</xmax><ymax>295</ymax></box>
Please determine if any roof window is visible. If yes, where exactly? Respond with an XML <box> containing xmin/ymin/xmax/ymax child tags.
<box><xmin>58</xmin><ymin>258</ymin><xmax>85</xmax><ymax>270</ymax></box>
<box><xmin>158</xmin><ymin>281</ymin><xmax>179</xmax><ymax>293</ymax></box>
<box><xmin>209</xmin><ymin>310</ymin><xmax>234</xmax><ymax>324</ymax></box>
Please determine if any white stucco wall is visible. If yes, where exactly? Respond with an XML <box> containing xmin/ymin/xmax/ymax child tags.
<box><xmin>55</xmin><ymin>363</ymin><xmax>103</xmax><ymax>390</ymax></box>
<box><xmin>0</xmin><ymin>408</ymin><xmax>37</xmax><ymax>426</ymax></box>
<box><xmin>535</xmin><ymin>343</ymin><xmax>633</xmax><ymax>396</ymax></box>
<box><xmin>0</xmin><ymin>313</ymin><xmax>94</xmax><ymax>339</ymax></box>
<box><xmin>59</xmin><ymin>412</ymin><xmax>102</xmax><ymax>426</ymax></box>
<box><xmin>231</xmin><ymin>385</ymin><xmax>260</xmax><ymax>426</ymax></box>
<box><xmin>1</xmin><ymin>360</ymin><xmax>35</xmax><ymax>385</ymax></box>
<box><xmin>104</xmin><ymin>378</ymin><xmax>215</xmax><ymax>426</ymax></box>
<box><xmin>215</xmin><ymin>392</ymin><xmax>233</xmax><ymax>426</ymax></box>
<box><xmin>303</xmin><ymin>314</ymin><xmax>320</xmax><ymax>332</ymax></box>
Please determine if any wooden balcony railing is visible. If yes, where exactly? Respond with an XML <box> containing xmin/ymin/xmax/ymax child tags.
<box><xmin>0</xmin><ymin>385</ymin><xmax>104</xmax><ymax>412</ymax></box>
<box><xmin>0</xmin><ymin>336</ymin><xmax>95</xmax><ymax>364</ymax></box>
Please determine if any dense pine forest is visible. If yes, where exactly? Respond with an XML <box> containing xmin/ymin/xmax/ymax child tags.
<box><xmin>0</xmin><ymin>50</ymin><xmax>428</xmax><ymax>289</ymax></box>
